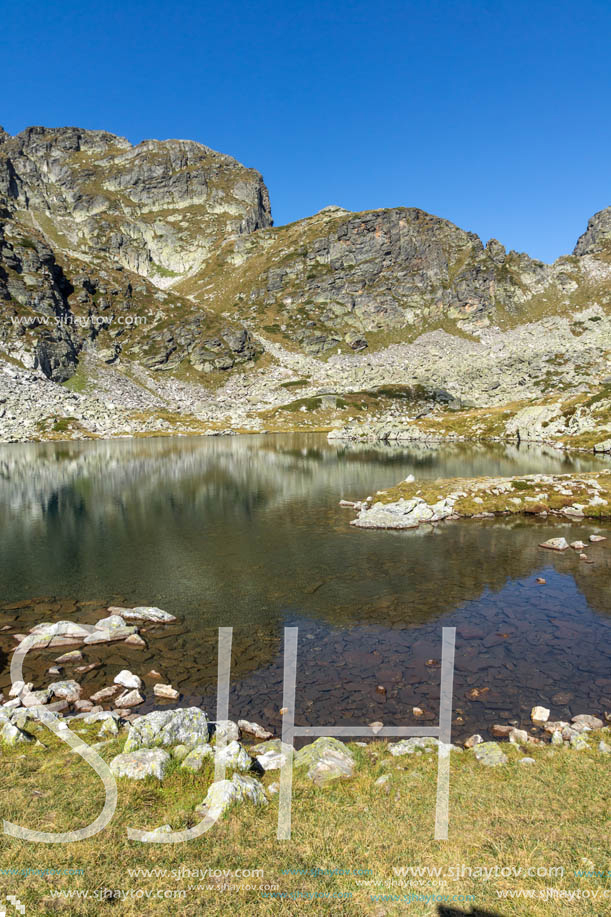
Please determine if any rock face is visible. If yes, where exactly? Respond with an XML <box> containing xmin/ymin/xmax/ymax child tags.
<box><xmin>0</xmin><ymin>127</ymin><xmax>271</xmax><ymax>280</ymax></box>
<box><xmin>573</xmin><ymin>207</ymin><xmax>611</xmax><ymax>255</ymax></box>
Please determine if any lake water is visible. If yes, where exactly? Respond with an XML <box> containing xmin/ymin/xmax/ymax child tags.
<box><xmin>0</xmin><ymin>433</ymin><xmax>609</xmax><ymax>742</ymax></box>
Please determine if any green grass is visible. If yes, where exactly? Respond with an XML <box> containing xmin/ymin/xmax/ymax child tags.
<box><xmin>0</xmin><ymin>728</ymin><xmax>609</xmax><ymax>916</ymax></box>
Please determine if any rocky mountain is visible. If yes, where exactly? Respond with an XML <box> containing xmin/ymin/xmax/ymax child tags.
<box><xmin>0</xmin><ymin>124</ymin><xmax>609</xmax><ymax>446</ymax></box>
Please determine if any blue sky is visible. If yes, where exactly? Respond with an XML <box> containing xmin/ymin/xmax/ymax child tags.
<box><xmin>2</xmin><ymin>0</ymin><xmax>610</xmax><ymax>262</ymax></box>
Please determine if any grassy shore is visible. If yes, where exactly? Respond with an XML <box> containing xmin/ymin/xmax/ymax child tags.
<box><xmin>369</xmin><ymin>470</ymin><xmax>611</xmax><ymax>519</ymax></box>
<box><xmin>1</xmin><ymin>725</ymin><xmax>610</xmax><ymax>916</ymax></box>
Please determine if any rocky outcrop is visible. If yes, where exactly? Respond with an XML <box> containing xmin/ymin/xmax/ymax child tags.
<box><xmin>574</xmin><ymin>207</ymin><xmax>611</xmax><ymax>255</ymax></box>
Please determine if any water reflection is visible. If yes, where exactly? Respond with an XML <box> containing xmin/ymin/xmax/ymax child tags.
<box><xmin>0</xmin><ymin>434</ymin><xmax>609</xmax><ymax>739</ymax></box>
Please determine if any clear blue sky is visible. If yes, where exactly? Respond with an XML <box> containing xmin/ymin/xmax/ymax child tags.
<box><xmin>2</xmin><ymin>0</ymin><xmax>610</xmax><ymax>262</ymax></box>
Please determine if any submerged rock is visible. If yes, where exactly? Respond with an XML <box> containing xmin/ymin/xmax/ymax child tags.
<box><xmin>108</xmin><ymin>605</ymin><xmax>176</xmax><ymax>623</ymax></box>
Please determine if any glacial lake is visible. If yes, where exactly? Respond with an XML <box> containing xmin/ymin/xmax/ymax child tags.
<box><xmin>0</xmin><ymin>433</ymin><xmax>609</xmax><ymax>742</ymax></box>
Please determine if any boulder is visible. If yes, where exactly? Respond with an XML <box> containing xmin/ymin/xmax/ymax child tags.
<box><xmin>215</xmin><ymin>740</ymin><xmax>252</xmax><ymax>772</ymax></box>
<box><xmin>538</xmin><ymin>538</ymin><xmax>569</xmax><ymax>552</ymax></box>
<box><xmin>473</xmin><ymin>742</ymin><xmax>508</xmax><ymax>766</ymax></box>
<box><xmin>294</xmin><ymin>736</ymin><xmax>355</xmax><ymax>785</ymax></box>
<box><xmin>48</xmin><ymin>680</ymin><xmax>81</xmax><ymax>704</ymax></box>
<box><xmin>195</xmin><ymin>774</ymin><xmax>267</xmax><ymax>818</ymax></box>
<box><xmin>110</xmin><ymin>748</ymin><xmax>171</xmax><ymax>780</ymax></box>
<box><xmin>237</xmin><ymin>719</ymin><xmax>272</xmax><ymax>740</ymax></box>
<box><xmin>181</xmin><ymin>744</ymin><xmax>214</xmax><ymax>771</ymax></box>
<box><xmin>123</xmin><ymin>707</ymin><xmax>209</xmax><ymax>752</ymax></box>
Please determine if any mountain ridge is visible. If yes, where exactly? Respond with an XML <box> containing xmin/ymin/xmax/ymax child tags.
<box><xmin>0</xmin><ymin>124</ymin><xmax>609</xmax><ymax>448</ymax></box>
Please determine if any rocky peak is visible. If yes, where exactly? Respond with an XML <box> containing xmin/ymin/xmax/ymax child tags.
<box><xmin>573</xmin><ymin>207</ymin><xmax>611</xmax><ymax>256</ymax></box>
<box><xmin>0</xmin><ymin>125</ymin><xmax>272</xmax><ymax>284</ymax></box>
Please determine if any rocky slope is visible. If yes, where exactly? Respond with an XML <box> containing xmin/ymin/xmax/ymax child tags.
<box><xmin>0</xmin><ymin>124</ymin><xmax>610</xmax><ymax>445</ymax></box>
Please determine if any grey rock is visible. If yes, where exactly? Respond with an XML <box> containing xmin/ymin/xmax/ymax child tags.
<box><xmin>473</xmin><ymin>742</ymin><xmax>508</xmax><ymax>766</ymax></box>
<box><xmin>124</xmin><ymin>707</ymin><xmax>209</xmax><ymax>752</ymax></box>
<box><xmin>110</xmin><ymin>748</ymin><xmax>171</xmax><ymax>780</ymax></box>
<box><xmin>294</xmin><ymin>736</ymin><xmax>355</xmax><ymax>785</ymax></box>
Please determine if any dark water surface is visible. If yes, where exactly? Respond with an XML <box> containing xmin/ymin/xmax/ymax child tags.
<box><xmin>0</xmin><ymin>434</ymin><xmax>609</xmax><ymax>741</ymax></box>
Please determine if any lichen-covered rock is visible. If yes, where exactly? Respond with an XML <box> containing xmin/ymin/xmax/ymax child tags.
<box><xmin>1</xmin><ymin>721</ymin><xmax>35</xmax><ymax>745</ymax></box>
<box><xmin>294</xmin><ymin>737</ymin><xmax>355</xmax><ymax>785</ymax></box>
<box><xmin>110</xmin><ymin>748</ymin><xmax>171</xmax><ymax>780</ymax></box>
<box><xmin>123</xmin><ymin>707</ymin><xmax>209</xmax><ymax>752</ymax></box>
<box><xmin>211</xmin><ymin>720</ymin><xmax>240</xmax><ymax>744</ymax></box>
<box><xmin>181</xmin><ymin>744</ymin><xmax>214</xmax><ymax>772</ymax></box>
<box><xmin>473</xmin><ymin>742</ymin><xmax>508</xmax><ymax>766</ymax></box>
<box><xmin>251</xmin><ymin>738</ymin><xmax>289</xmax><ymax>770</ymax></box>
<box><xmin>215</xmin><ymin>740</ymin><xmax>252</xmax><ymax>772</ymax></box>
<box><xmin>195</xmin><ymin>774</ymin><xmax>267</xmax><ymax>819</ymax></box>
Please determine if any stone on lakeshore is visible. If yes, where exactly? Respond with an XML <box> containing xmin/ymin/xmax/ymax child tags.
<box><xmin>212</xmin><ymin>720</ymin><xmax>239</xmax><ymax>744</ymax></box>
<box><xmin>55</xmin><ymin>650</ymin><xmax>83</xmax><ymax>664</ymax></box>
<box><xmin>237</xmin><ymin>719</ymin><xmax>273</xmax><ymax>740</ymax></box>
<box><xmin>215</xmin><ymin>740</ymin><xmax>252</xmax><ymax>772</ymax></box>
<box><xmin>181</xmin><ymin>744</ymin><xmax>214</xmax><ymax>771</ymax></box>
<box><xmin>48</xmin><ymin>680</ymin><xmax>81</xmax><ymax>704</ymax></box>
<box><xmin>598</xmin><ymin>741</ymin><xmax>611</xmax><ymax>754</ymax></box>
<box><xmin>464</xmin><ymin>734</ymin><xmax>484</xmax><ymax>748</ymax></box>
<box><xmin>473</xmin><ymin>742</ymin><xmax>508</xmax><ymax>766</ymax></box>
<box><xmin>9</xmin><ymin>681</ymin><xmax>32</xmax><ymax>697</ymax></box>
<box><xmin>491</xmin><ymin>724</ymin><xmax>513</xmax><ymax>738</ymax></box>
<box><xmin>509</xmin><ymin>728</ymin><xmax>529</xmax><ymax>745</ymax></box>
<box><xmin>255</xmin><ymin>740</ymin><xmax>289</xmax><ymax>771</ymax></box>
<box><xmin>389</xmin><ymin>737</ymin><xmax>440</xmax><ymax>755</ymax></box>
<box><xmin>153</xmin><ymin>683</ymin><xmax>179</xmax><ymax>701</ymax></box>
<box><xmin>531</xmin><ymin>705</ymin><xmax>550</xmax><ymax>724</ymax></box>
<box><xmin>115</xmin><ymin>690</ymin><xmax>144</xmax><ymax>707</ymax></box>
<box><xmin>89</xmin><ymin>685</ymin><xmax>121</xmax><ymax>703</ymax></box>
<box><xmin>73</xmin><ymin>700</ymin><xmax>93</xmax><ymax>712</ymax></box>
<box><xmin>195</xmin><ymin>774</ymin><xmax>267</xmax><ymax>819</ymax></box>
<box><xmin>570</xmin><ymin>734</ymin><xmax>589</xmax><ymax>750</ymax></box>
<box><xmin>551</xmin><ymin>730</ymin><xmax>564</xmax><ymax>746</ymax></box>
<box><xmin>570</xmin><ymin>541</ymin><xmax>586</xmax><ymax>551</ymax></box>
<box><xmin>539</xmin><ymin>538</ymin><xmax>569</xmax><ymax>552</ymax></box>
<box><xmin>294</xmin><ymin>737</ymin><xmax>355</xmax><ymax>785</ymax></box>
<box><xmin>108</xmin><ymin>605</ymin><xmax>176</xmax><ymax>623</ymax></box>
<box><xmin>1</xmin><ymin>721</ymin><xmax>34</xmax><ymax>745</ymax></box>
<box><xmin>110</xmin><ymin>748</ymin><xmax>171</xmax><ymax>780</ymax></box>
<box><xmin>114</xmin><ymin>670</ymin><xmax>142</xmax><ymax>690</ymax></box>
<box><xmin>124</xmin><ymin>707</ymin><xmax>209</xmax><ymax>752</ymax></box>
<box><xmin>21</xmin><ymin>689</ymin><xmax>51</xmax><ymax>708</ymax></box>
<box><xmin>572</xmin><ymin>714</ymin><xmax>604</xmax><ymax>730</ymax></box>
<box><xmin>99</xmin><ymin>717</ymin><xmax>119</xmax><ymax>737</ymax></box>
<box><xmin>82</xmin><ymin>710</ymin><xmax>119</xmax><ymax>725</ymax></box>
<box><xmin>519</xmin><ymin>757</ymin><xmax>536</xmax><ymax>765</ymax></box>
<box><xmin>589</xmin><ymin>534</ymin><xmax>607</xmax><ymax>543</ymax></box>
